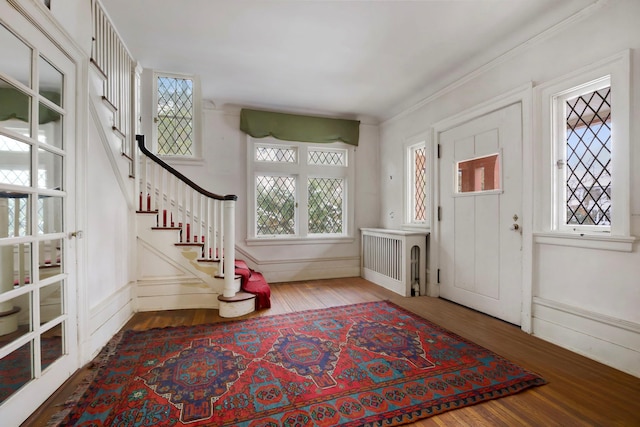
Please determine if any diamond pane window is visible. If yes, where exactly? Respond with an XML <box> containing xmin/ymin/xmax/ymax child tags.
<box><xmin>413</xmin><ymin>147</ymin><xmax>426</xmax><ymax>221</ymax></box>
<box><xmin>156</xmin><ymin>76</ymin><xmax>194</xmax><ymax>156</ymax></box>
<box><xmin>308</xmin><ymin>149</ymin><xmax>346</xmax><ymax>166</ymax></box>
<box><xmin>250</xmin><ymin>139</ymin><xmax>353</xmax><ymax>240</ymax></box>
<box><xmin>256</xmin><ymin>175</ymin><xmax>296</xmax><ymax>235</ymax></box>
<box><xmin>406</xmin><ymin>142</ymin><xmax>427</xmax><ymax>224</ymax></box>
<box><xmin>256</xmin><ymin>146</ymin><xmax>297</xmax><ymax>163</ymax></box>
<box><xmin>565</xmin><ymin>87</ymin><xmax>611</xmax><ymax>226</ymax></box>
<box><xmin>308</xmin><ymin>178</ymin><xmax>343</xmax><ymax>234</ymax></box>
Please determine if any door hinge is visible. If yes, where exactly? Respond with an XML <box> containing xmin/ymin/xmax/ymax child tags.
<box><xmin>437</xmin><ymin>206</ymin><xmax>442</xmax><ymax>221</ymax></box>
<box><xmin>437</xmin><ymin>144</ymin><xmax>441</xmax><ymax>159</ymax></box>
<box><xmin>437</xmin><ymin>268</ymin><xmax>440</xmax><ymax>284</ymax></box>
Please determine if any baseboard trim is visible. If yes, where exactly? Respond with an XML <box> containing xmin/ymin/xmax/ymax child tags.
<box><xmin>532</xmin><ymin>297</ymin><xmax>640</xmax><ymax>377</ymax></box>
<box><xmin>235</xmin><ymin>246</ymin><xmax>360</xmax><ymax>283</ymax></box>
<box><xmin>86</xmin><ymin>283</ymin><xmax>134</xmax><ymax>361</ymax></box>
<box><xmin>533</xmin><ymin>297</ymin><xmax>640</xmax><ymax>334</ymax></box>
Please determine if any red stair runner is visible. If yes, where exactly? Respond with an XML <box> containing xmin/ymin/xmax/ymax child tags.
<box><xmin>235</xmin><ymin>260</ymin><xmax>271</xmax><ymax>309</ymax></box>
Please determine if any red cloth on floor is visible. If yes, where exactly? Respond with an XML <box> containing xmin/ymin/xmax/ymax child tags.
<box><xmin>234</xmin><ymin>260</ymin><xmax>271</xmax><ymax>309</ymax></box>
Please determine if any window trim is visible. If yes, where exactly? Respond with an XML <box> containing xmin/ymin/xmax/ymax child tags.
<box><xmin>246</xmin><ymin>136</ymin><xmax>355</xmax><ymax>245</ymax></box>
<box><xmin>403</xmin><ymin>132</ymin><xmax>431</xmax><ymax>230</ymax></box>
<box><xmin>535</xmin><ymin>50</ymin><xmax>633</xmax><ymax>250</ymax></box>
<box><xmin>151</xmin><ymin>71</ymin><xmax>202</xmax><ymax>160</ymax></box>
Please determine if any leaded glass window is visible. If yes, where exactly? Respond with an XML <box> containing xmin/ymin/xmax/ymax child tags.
<box><xmin>308</xmin><ymin>148</ymin><xmax>346</xmax><ymax>166</ymax></box>
<box><xmin>155</xmin><ymin>75</ymin><xmax>194</xmax><ymax>156</ymax></box>
<box><xmin>564</xmin><ymin>87</ymin><xmax>611</xmax><ymax>226</ymax></box>
<box><xmin>250</xmin><ymin>138</ymin><xmax>353</xmax><ymax>240</ymax></box>
<box><xmin>256</xmin><ymin>145</ymin><xmax>297</xmax><ymax>163</ymax></box>
<box><xmin>308</xmin><ymin>177</ymin><xmax>343</xmax><ymax>234</ymax></box>
<box><xmin>256</xmin><ymin>175</ymin><xmax>296</xmax><ymax>235</ymax></box>
<box><xmin>406</xmin><ymin>142</ymin><xmax>427</xmax><ymax>224</ymax></box>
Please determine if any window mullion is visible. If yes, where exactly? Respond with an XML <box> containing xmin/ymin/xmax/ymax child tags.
<box><xmin>298</xmin><ymin>145</ymin><xmax>308</xmax><ymax>236</ymax></box>
<box><xmin>298</xmin><ymin>173</ymin><xmax>307</xmax><ymax>237</ymax></box>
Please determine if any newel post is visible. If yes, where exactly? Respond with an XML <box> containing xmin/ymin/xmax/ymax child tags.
<box><xmin>222</xmin><ymin>198</ymin><xmax>236</xmax><ymax>298</ymax></box>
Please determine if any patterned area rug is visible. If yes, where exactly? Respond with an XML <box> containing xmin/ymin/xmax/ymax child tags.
<box><xmin>50</xmin><ymin>301</ymin><xmax>545</xmax><ymax>426</ymax></box>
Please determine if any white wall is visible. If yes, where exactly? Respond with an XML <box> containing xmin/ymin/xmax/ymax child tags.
<box><xmin>49</xmin><ymin>0</ymin><xmax>91</xmax><ymax>56</ymax></box>
<box><xmin>85</xmin><ymin>119</ymin><xmax>135</xmax><ymax>345</ymax></box>
<box><xmin>82</xmin><ymin>74</ymin><xmax>137</xmax><ymax>358</ymax></box>
<box><xmin>379</xmin><ymin>0</ymin><xmax>640</xmax><ymax>376</ymax></box>
<box><xmin>161</xmin><ymin>106</ymin><xmax>381</xmax><ymax>282</ymax></box>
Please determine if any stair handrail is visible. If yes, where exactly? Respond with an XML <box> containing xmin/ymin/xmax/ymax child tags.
<box><xmin>136</xmin><ymin>135</ymin><xmax>237</xmax><ymax>202</ymax></box>
<box><xmin>136</xmin><ymin>134</ymin><xmax>238</xmax><ymax>299</ymax></box>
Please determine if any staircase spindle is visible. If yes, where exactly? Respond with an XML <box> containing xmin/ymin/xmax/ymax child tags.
<box><xmin>204</xmin><ymin>198</ymin><xmax>211</xmax><ymax>259</ymax></box>
<box><xmin>158</xmin><ymin>167</ymin><xmax>165</xmax><ymax>222</ymax></box>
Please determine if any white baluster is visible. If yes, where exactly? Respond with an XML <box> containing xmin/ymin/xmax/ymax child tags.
<box><xmin>158</xmin><ymin>168</ymin><xmax>165</xmax><ymax>226</ymax></box>
<box><xmin>222</xmin><ymin>199</ymin><xmax>236</xmax><ymax>297</ymax></box>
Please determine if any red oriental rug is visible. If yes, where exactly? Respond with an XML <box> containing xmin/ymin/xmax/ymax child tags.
<box><xmin>50</xmin><ymin>301</ymin><xmax>545</xmax><ymax>426</ymax></box>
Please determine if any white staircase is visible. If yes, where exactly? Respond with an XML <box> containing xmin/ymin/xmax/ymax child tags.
<box><xmin>135</xmin><ymin>136</ymin><xmax>255</xmax><ymax>317</ymax></box>
<box><xmin>88</xmin><ymin>0</ymin><xmax>255</xmax><ymax>317</ymax></box>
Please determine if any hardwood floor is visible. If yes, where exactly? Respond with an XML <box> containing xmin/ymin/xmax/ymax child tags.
<box><xmin>24</xmin><ymin>277</ymin><xmax>640</xmax><ymax>426</ymax></box>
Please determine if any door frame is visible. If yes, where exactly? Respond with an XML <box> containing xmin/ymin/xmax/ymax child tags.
<box><xmin>0</xmin><ymin>1</ymin><xmax>89</xmax><ymax>424</ymax></box>
<box><xmin>431</xmin><ymin>83</ymin><xmax>534</xmax><ymax>332</ymax></box>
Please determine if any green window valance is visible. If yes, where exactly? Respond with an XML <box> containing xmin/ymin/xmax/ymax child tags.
<box><xmin>240</xmin><ymin>108</ymin><xmax>360</xmax><ymax>146</ymax></box>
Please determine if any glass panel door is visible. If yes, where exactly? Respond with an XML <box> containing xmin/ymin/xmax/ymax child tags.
<box><xmin>0</xmin><ymin>11</ymin><xmax>77</xmax><ymax>424</ymax></box>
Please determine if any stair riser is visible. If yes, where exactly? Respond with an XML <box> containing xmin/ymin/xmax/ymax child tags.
<box><xmin>219</xmin><ymin>298</ymin><xmax>255</xmax><ymax>318</ymax></box>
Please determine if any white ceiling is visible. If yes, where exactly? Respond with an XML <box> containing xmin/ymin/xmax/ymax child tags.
<box><xmin>102</xmin><ymin>0</ymin><xmax>598</xmax><ymax>122</ymax></box>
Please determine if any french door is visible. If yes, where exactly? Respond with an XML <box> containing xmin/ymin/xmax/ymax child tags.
<box><xmin>0</xmin><ymin>3</ymin><xmax>78</xmax><ymax>424</ymax></box>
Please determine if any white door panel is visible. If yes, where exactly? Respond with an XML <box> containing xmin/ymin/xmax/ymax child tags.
<box><xmin>439</xmin><ymin>103</ymin><xmax>522</xmax><ymax>325</ymax></box>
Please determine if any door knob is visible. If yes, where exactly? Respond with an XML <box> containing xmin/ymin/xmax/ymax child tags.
<box><xmin>510</xmin><ymin>224</ymin><xmax>520</xmax><ymax>231</ymax></box>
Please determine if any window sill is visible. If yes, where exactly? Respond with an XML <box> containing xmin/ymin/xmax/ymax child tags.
<box><xmin>159</xmin><ymin>156</ymin><xmax>205</xmax><ymax>166</ymax></box>
<box><xmin>533</xmin><ymin>232</ymin><xmax>636</xmax><ymax>252</ymax></box>
<box><xmin>401</xmin><ymin>223</ymin><xmax>431</xmax><ymax>233</ymax></box>
<box><xmin>246</xmin><ymin>236</ymin><xmax>355</xmax><ymax>246</ymax></box>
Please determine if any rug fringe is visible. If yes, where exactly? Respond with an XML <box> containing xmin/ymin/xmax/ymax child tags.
<box><xmin>46</xmin><ymin>331</ymin><xmax>125</xmax><ymax>427</ymax></box>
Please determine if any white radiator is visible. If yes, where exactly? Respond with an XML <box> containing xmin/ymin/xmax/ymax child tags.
<box><xmin>360</xmin><ymin>228</ymin><xmax>428</xmax><ymax>297</ymax></box>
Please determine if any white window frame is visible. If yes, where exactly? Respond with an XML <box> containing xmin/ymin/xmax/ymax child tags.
<box><xmin>535</xmin><ymin>50</ymin><xmax>634</xmax><ymax>251</ymax></box>
<box><xmin>404</xmin><ymin>132</ymin><xmax>431</xmax><ymax>230</ymax></box>
<box><xmin>247</xmin><ymin>136</ymin><xmax>355</xmax><ymax>245</ymax></box>
<box><xmin>552</xmin><ymin>77</ymin><xmax>611</xmax><ymax>233</ymax></box>
<box><xmin>151</xmin><ymin>71</ymin><xmax>202</xmax><ymax>161</ymax></box>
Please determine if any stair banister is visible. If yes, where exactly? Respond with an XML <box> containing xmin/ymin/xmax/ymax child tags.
<box><xmin>136</xmin><ymin>135</ymin><xmax>238</xmax><ymax>299</ymax></box>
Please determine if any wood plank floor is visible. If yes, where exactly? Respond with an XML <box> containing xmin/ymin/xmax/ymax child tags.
<box><xmin>24</xmin><ymin>277</ymin><xmax>640</xmax><ymax>426</ymax></box>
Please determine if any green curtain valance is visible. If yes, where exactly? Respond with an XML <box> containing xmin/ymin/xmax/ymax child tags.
<box><xmin>240</xmin><ymin>108</ymin><xmax>360</xmax><ymax>146</ymax></box>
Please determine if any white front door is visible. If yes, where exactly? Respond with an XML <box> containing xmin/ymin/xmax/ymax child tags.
<box><xmin>439</xmin><ymin>103</ymin><xmax>523</xmax><ymax>325</ymax></box>
<box><xmin>0</xmin><ymin>4</ymin><xmax>78</xmax><ymax>424</ymax></box>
